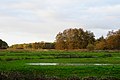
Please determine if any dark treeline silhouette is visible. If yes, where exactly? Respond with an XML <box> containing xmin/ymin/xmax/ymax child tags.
<box><xmin>5</xmin><ymin>28</ymin><xmax>120</xmax><ymax>50</ymax></box>
<box><xmin>0</xmin><ymin>39</ymin><xmax>8</xmax><ymax>49</ymax></box>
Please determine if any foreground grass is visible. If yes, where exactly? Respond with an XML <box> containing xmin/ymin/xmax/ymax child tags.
<box><xmin>1</xmin><ymin>60</ymin><xmax>120</xmax><ymax>79</ymax></box>
<box><xmin>0</xmin><ymin>50</ymin><xmax>120</xmax><ymax>80</ymax></box>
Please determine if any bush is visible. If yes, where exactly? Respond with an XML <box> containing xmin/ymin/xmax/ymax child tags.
<box><xmin>87</xmin><ymin>44</ymin><xmax>94</xmax><ymax>51</ymax></box>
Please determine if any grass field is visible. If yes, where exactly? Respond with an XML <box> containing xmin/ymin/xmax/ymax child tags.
<box><xmin>0</xmin><ymin>50</ymin><xmax>120</xmax><ymax>80</ymax></box>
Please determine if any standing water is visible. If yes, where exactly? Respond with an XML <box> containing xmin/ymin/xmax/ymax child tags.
<box><xmin>27</xmin><ymin>63</ymin><xmax>117</xmax><ymax>66</ymax></box>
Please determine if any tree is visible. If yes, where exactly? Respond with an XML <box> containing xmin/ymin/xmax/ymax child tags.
<box><xmin>83</xmin><ymin>31</ymin><xmax>95</xmax><ymax>48</ymax></box>
<box><xmin>0</xmin><ymin>39</ymin><xmax>8</xmax><ymax>49</ymax></box>
<box><xmin>43</xmin><ymin>42</ymin><xmax>55</xmax><ymax>49</ymax></box>
<box><xmin>95</xmin><ymin>40</ymin><xmax>107</xmax><ymax>50</ymax></box>
<box><xmin>55</xmin><ymin>32</ymin><xmax>66</xmax><ymax>50</ymax></box>
<box><xmin>106</xmin><ymin>32</ymin><xmax>120</xmax><ymax>50</ymax></box>
<box><xmin>55</xmin><ymin>28</ymin><xmax>95</xmax><ymax>50</ymax></box>
<box><xmin>10</xmin><ymin>42</ymin><xmax>55</xmax><ymax>49</ymax></box>
<box><xmin>95</xmin><ymin>29</ymin><xmax>120</xmax><ymax>50</ymax></box>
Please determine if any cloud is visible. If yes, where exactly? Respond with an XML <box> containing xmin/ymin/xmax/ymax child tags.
<box><xmin>0</xmin><ymin>0</ymin><xmax>120</xmax><ymax>45</ymax></box>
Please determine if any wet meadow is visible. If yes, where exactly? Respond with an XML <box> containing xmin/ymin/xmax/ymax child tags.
<box><xmin>0</xmin><ymin>49</ymin><xmax>120</xmax><ymax>80</ymax></box>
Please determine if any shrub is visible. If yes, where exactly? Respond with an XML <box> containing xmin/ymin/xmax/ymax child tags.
<box><xmin>87</xmin><ymin>44</ymin><xmax>94</xmax><ymax>51</ymax></box>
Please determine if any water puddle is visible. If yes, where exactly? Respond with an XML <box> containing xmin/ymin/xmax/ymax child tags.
<box><xmin>28</xmin><ymin>63</ymin><xmax>58</xmax><ymax>66</ymax></box>
<box><xmin>27</xmin><ymin>63</ymin><xmax>116</xmax><ymax>66</ymax></box>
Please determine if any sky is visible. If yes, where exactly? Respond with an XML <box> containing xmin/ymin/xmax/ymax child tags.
<box><xmin>0</xmin><ymin>0</ymin><xmax>120</xmax><ymax>46</ymax></box>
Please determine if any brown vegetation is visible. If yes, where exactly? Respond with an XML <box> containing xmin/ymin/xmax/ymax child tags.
<box><xmin>95</xmin><ymin>29</ymin><xmax>120</xmax><ymax>50</ymax></box>
<box><xmin>2</xmin><ymin>28</ymin><xmax>119</xmax><ymax>50</ymax></box>
<box><xmin>55</xmin><ymin>28</ymin><xmax>95</xmax><ymax>50</ymax></box>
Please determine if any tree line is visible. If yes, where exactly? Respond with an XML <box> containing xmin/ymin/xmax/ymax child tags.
<box><xmin>56</xmin><ymin>28</ymin><xmax>120</xmax><ymax>50</ymax></box>
<box><xmin>1</xmin><ymin>28</ymin><xmax>120</xmax><ymax>50</ymax></box>
<box><xmin>10</xmin><ymin>42</ymin><xmax>55</xmax><ymax>49</ymax></box>
<box><xmin>95</xmin><ymin>29</ymin><xmax>120</xmax><ymax>50</ymax></box>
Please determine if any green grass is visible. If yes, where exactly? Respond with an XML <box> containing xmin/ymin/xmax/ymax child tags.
<box><xmin>1</xmin><ymin>61</ymin><xmax>120</xmax><ymax>79</ymax></box>
<box><xmin>0</xmin><ymin>50</ymin><xmax>120</xmax><ymax>79</ymax></box>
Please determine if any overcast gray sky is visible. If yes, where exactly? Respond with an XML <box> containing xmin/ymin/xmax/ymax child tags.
<box><xmin>0</xmin><ymin>0</ymin><xmax>120</xmax><ymax>45</ymax></box>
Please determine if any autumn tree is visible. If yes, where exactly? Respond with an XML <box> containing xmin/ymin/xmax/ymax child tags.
<box><xmin>95</xmin><ymin>40</ymin><xmax>107</xmax><ymax>50</ymax></box>
<box><xmin>106</xmin><ymin>29</ymin><xmax>120</xmax><ymax>50</ymax></box>
<box><xmin>95</xmin><ymin>36</ymin><xmax>107</xmax><ymax>50</ymax></box>
<box><xmin>55</xmin><ymin>32</ymin><xmax>66</xmax><ymax>50</ymax></box>
<box><xmin>55</xmin><ymin>28</ymin><xmax>95</xmax><ymax>50</ymax></box>
<box><xmin>95</xmin><ymin>29</ymin><xmax>120</xmax><ymax>50</ymax></box>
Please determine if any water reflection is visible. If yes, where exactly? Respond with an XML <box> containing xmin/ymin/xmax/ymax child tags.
<box><xmin>27</xmin><ymin>63</ymin><xmax>116</xmax><ymax>66</ymax></box>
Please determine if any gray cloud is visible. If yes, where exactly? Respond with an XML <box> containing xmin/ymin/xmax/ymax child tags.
<box><xmin>0</xmin><ymin>0</ymin><xmax>120</xmax><ymax>45</ymax></box>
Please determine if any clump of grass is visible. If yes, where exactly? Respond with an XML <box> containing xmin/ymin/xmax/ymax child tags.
<box><xmin>4</xmin><ymin>58</ymin><xmax>20</xmax><ymax>61</ymax></box>
<box><xmin>67</xmin><ymin>76</ymin><xmax>81</xmax><ymax>80</ymax></box>
<box><xmin>35</xmin><ymin>76</ymin><xmax>60</xmax><ymax>80</ymax></box>
<box><xmin>101</xmin><ymin>54</ymin><xmax>112</xmax><ymax>58</ymax></box>
<box><xmin>24</xmin><ymin>57</ymin><xmax>33</xmax><ymax>60</ymax></box>
<box><xmin>81</xmin><ymin>55</ymin><xmax>95</xmax><ymax>58</ymax></box>
<box><xmin>104</xmin><ymin>54</ymin><xmax>112</xmax><ymax>57</ymax></box>
<box><xmin>101</xmin><ymin>77</ymin><xmax>120</xmax><ymax>80</ymax></box>
<box><xmin>0</xmin><ymin>58</ymin><xmax>2</xmax><ymax>61</ymax></box>
<box><xmin>0</xmin><ymin>53</ymin><xmax>6</xmax><ymax>56</ymax></box>
<box><xmin>83</xmin><ymin>76</ymin><xmax>97</xmax><ymax>80</ymax></box>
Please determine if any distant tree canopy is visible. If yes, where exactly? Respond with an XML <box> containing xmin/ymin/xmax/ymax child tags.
<box><xmin>8</xmin><ymin>28</ymin><xmax>120</xmax><ymax>50</ymax></box>
<box><xmin>106</xmin><ymin>29</ymin><xmax>120</xmax><ymax>50</ymax></box>
<box><xmin>55</xmin><ymin>28</ymin><xmax>95</xmax><ymax>50</ymax></box>
<box><xmin>0</xmin><ymin>39</ymin><xmax>8</xmax><ymax>49</ymax></box>
<box><xmin>10</xmin><ymin>42</ymin><xmax>55</xmax><ymax>49</ymax></box>
<box><xmin>95</xmin><ymin>29</ymin><xmax>120</xmax><ymax>50</ymax></box>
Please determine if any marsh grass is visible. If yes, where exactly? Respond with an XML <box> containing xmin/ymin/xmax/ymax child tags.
<box><xmin>0</xmin><ymin>50</ymin><xmax>120</xmax><ymax>80</ymax></box>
